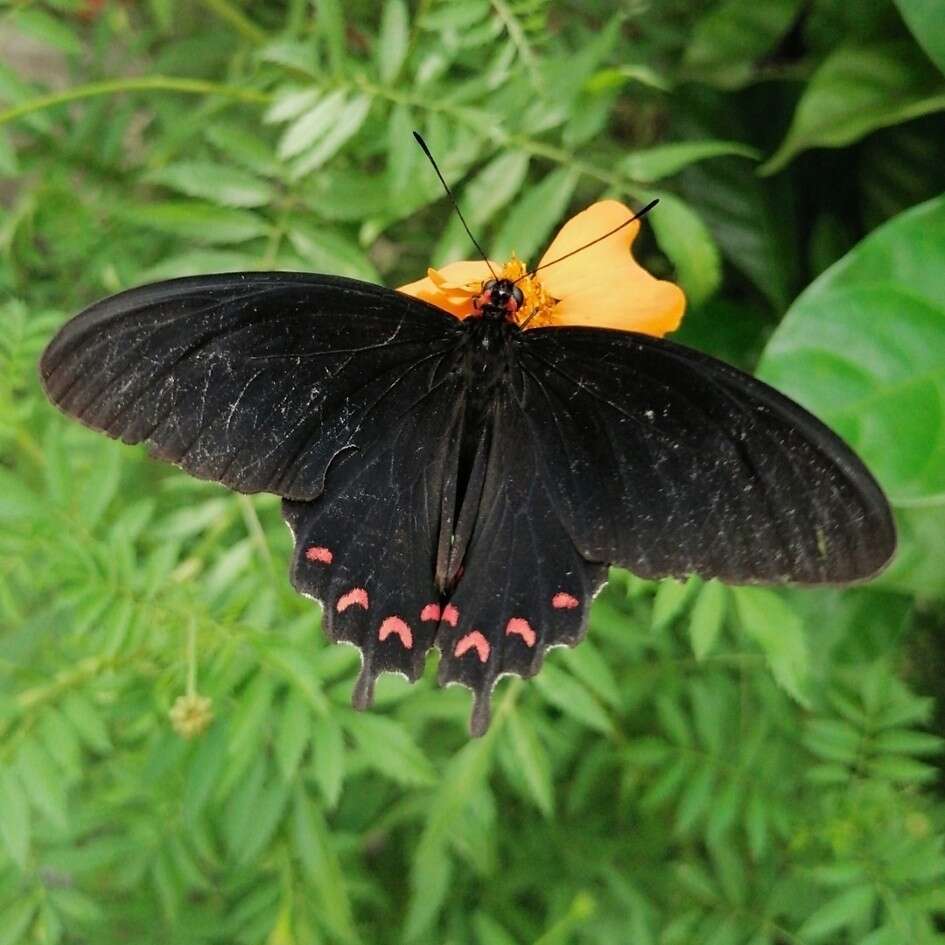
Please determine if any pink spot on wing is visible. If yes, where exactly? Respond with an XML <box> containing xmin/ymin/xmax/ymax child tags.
<box><xmin>442</xmin><ymin>604</ymin><xmax>459</xmax><ymax>627</ymax></box>
<box><xmin>455</xmin><ymin>631</ymin><xmax>490</xmax><ymax>663</ymax></box>
<box><xmin>337</xmin><ymin>588</ymin><xmax>369</xmax><ymax>612</ymax></box>
<box><xmin>420</xmin><ymin>603</ymin><xmax>441</xmax><ymax>622</ymax></box>
<box><xmin>305</xmin><ymin>546</ymin><xmax>333</xmax><ymax>564</ymax></box>
<box><xmin>506</xmin><ymin>617</ymin><xmax>536</xmax><ymax>647</ymax></box>
<box><xmin>379</xmin><ymin>616</ymin><xmax>413</xmax><ymax>649</ymax></box>
<box><xmin>552</xmin><ymin>592</ymin><xmax>580</xmax><ymax>610</ymax></box>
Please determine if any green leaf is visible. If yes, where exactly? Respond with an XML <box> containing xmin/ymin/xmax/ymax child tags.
<box><xmin>227</xmin><ymin>673</ymin><xmax>275</xmax><ymax>764</ymax></box>
<box><xmin>688</xmin><ymin>580</ymin><xmax>727</xmax><ymax>660</ymax></box>
<box><xmin>757</xmin><ymin>195</ymin><xmax>945</xmax><ymax>596</ymax></box>
<box><xmin>0</xmin><ymin>899</ymin><xmax>37</xmax><ymax>945</ymax></box>
<box><xmin>0</xmin><ymin>768</ymin><xmax>30</xmax><ymax>868</ymax></box>
<box><xmin>377</xmin><ymin>0</ymin><xmax>409</xmax><ymax>83</ymax></box>
<box><xmin>121</xmin><ymin>201</ymin><xmax>269</xmax><ymax>244</ymax></box>
<box><xmin>61</xmin><ymin>692</ymin><xmax>111</xmax><ymax>752</ymax></box>
<box><xmin>311</xmin><ymin>715</ymin><xmax>345</xmax><ymax>808</ymax></box>
<box><xmin>291</xmin><ymin>786</ymin><xmax>360</xmax><ymax>945</ymax></box>
<box><xmin>533</xmin><ymin>664</ymin><xmax>612</xmax><ymax>734</ymax></box>
<box><xmin>343</xmin><ymin>712</ymin><xmax>436</xmax><ymax>785</ymax></box>
<box><xmin>287</xmin><ymin>219</ymin><xmax>380</xmax><ymax>281</ymax></box>
<box><xmin>894</xmin><ymin>0</ymin><xmax>945</xmax><ymax>75</ymax></box>
<box><xmin>652</xmin><ymin>576</ymin><xmax>701</xmax><ymax>631</ymax></box>
<box><xmin>277</xmin><ymin>89</ymin><xmax>348</xmax><ymax>160</ymax></box>
<box><xmin>733</xmin><ymin>587</ymin><xmax>810</xmax><ymax>705</ymax></box>
<box><xmin>183</xmin><ymin>722</ymin><xmax>228</xmax><ymax>825</ymax></box>
<box><xmin>145</xmin><ymin>161</ymin><xmax>274</xmax><ymax>208</ymax></box>
<box><xmin>648</xmin><ymin>192</ymin><xmax>722</xmax><ymax>306</ymax></box>
<box><xmin>504</xmin><ymin>712</ymin><xmax>553</xmax><ymax>816</ymax></box>
<box><xmin>761</xmin><ymin>42</ymin><xmax>945</xmax><ymax>174</ymax></box>
<box><xmin>17</xmin><ymin>739</ymin><xmax>68</xmax><ymax>828</ymax></box>
<box><xmin>11</xmin><ymin>8</ymin><xmax>83</xmax><ymax>54</ymax></box>
<box><xmin>684</xmin><ymin>0</ymin><xmax>805</xmax><ymax>87</ymax></box>
<box><xmin>290</xmin><ymin>94</ymin><xmax>372</xmax><ymax>178</ymax></box>
<box><xmin>492</xmin><ymin>166</ymin><xmax>580</xmax><ymax>263</ymax></box>
<box><xmin>274</xmin><ymin>688</ymin><xmax>311</xmax><ymax>782</ymax></box>
<box><xmin>621</xmin><ymin>141</ymin><xmax>758</xmax><ymax>182</ymax></box>
<box><xmin>798</xmin><ymin>885</ymin><xmax>876</xmax><ymax>941</ymax></box>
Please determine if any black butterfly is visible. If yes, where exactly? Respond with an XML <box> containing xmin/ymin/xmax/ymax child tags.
<box><xmin>39</xmin><ymin>264</ymin><xmax>895</xmax><ymax>734</ymax></box>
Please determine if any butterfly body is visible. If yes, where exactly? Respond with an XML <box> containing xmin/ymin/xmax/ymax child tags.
<box><xmin>41</xmin><ymin>250</ymin><xmax>895</xmax><ymax>734</ymax></box>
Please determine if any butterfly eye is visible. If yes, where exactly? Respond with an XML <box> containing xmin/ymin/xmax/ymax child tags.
<box><xmin>511</xmin><ymin>286</ymin><xmax>525</xmax><ymax>307</ymax></box>
<box><xmin>482</xmin><ymin>279</ymin><xmax>497</xmax><ymax>291</ymax></box>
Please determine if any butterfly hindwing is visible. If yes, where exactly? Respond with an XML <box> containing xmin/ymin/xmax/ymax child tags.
<box><xmin>40</xmin><ymin>273</ymin><xmax>462</xmax><ymax>500</ymax></box>
<box><xmin>282</xmin><ymin>353</ymin><xmax>467</xmax><ymax>706</ymax></box>
<box><xmin>435</xmin><ymin>386</ymin><xmax>607</xmax><ymax>735</ymax></box>
<box><xmin>514</xmin><ymin>327</ymin><xmax>895</xmax><ymax>583</ymax></box>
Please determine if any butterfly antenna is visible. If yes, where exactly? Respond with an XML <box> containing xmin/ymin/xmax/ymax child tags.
<box><xmin>413</xmin><ymin>131</ymin><xmax>498</xmax><ymax>281</ymax></box>
<box><xmin>515</xmin><ymin>198</ymin><xmax>660</xmax><ymax>284</ymax></box>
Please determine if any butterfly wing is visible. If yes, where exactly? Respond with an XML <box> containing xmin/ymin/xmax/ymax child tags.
<box><xmin>433</xmin><ymin>385</ymin><xmax>607</xmax><ymax>735</ymax></box>
<box><xmin>40</xmin><ymin>273</ymin><xmax>463</xmax><ymax>500</ymax></box>
<box><xmin>513</xmin><ymin>326</ymin><xmax>896</xmax><ymax>583</ymax></box>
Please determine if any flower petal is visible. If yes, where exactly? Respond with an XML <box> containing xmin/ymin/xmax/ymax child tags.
<box><xmin>537</xmin><ymin>200</ymin><xmax>685</xmax><ymax>336</ymax></box>
<box><xmin>398</xmin><ymin>260</ymin><xmax>499</xmax><ymax>319</ymax></box>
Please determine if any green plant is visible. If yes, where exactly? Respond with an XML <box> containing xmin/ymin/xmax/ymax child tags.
<box><xmin>2</xmin><ymin>1</ymin><xmax>945</xmax><ymax>943</ymax></box>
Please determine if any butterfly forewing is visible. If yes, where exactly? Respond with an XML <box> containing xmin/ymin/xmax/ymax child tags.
<box><xmin>514</xmin><ymin>327</ymin><xmax>896</xmax><ymax>584</ymax></box>
<box><xmin>40</xmin><ymin>273</ymin><xmax>463</xmax><ymax>500</ymax></box>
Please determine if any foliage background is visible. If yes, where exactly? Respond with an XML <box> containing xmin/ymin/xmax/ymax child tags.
<box><xmin>2</xmin><ymin>0</ymin><xmax>945</xmax><ymax>943</ymax></box>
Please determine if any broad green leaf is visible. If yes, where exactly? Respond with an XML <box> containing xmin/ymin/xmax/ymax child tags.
<box><xmin>0</xmin><ymin>900</ymin><xmax>37</xmax><ymax>945</ymax></box>
<box><xmin>504</xmin><ymin>712</ymin><xmax>553</xmax><ymax>816</ymax></box>
<box><xmin>621</xmin><ymin>141</ymin><xmax>758</xmax><ymax>183</ymax></box>
<box><xmin>757</xmin><ymin>195</ymin><xmax>945</xmax><ymax>595</ymax></box>
<box><xmin>145</xmin><ymin>161</ymin><xmax>274</xmax><ymax>208</ymax></box>
<box><xmin>762</xmin><ymin>42</ymin><xmax>945</xmax><ymax>174</ymax></box>
<box><xmin>121</xmin><ymin>201</ymin><xmax>269</xmax><ymax>244</ymax></box>
<box><xmin>0</xmin><ymin>769</ymin><xmax>30</xmax><ymax>868</ymax></box>
<box><xmin>227</xmin><ymin>673</ymin><xmax>275</xmax><ymax>763</ymax></box>
<box><xmin>377</xmin><ymin>0</ymin><xmax>409</xmax><ymax>83</ymax></box>
<box><xmin>17</xmin><ymin>739</ymin><xmax>68</xmax><ymax>828</ymax></box>
<box><xmin>688</xmin><ymin>580</ymin><xmax>727</xmax><ymax>660</ymax></box>
<box><xmin>492</xmin><ymin>167</ymin><xmax>580</xmax><ymax>263</ymax></box>
<box><xmin>11</xmin><ymin>8</ymin><xmax>83</xmax><ymax>54</ymax></box>
<box><xmin>183</xmin><ymin>722</ymin><xmax>229</xmax><ymax>825</ymax></box>
<box><xmin>684</xmin><ymin>0</ymin><xmax>805</xmax><ymax>87</ymax></box>
<box><xmin>265</xmin><ymin>87</ymin><xmax>322</xmax><ymax>125</ymax></box>
<box><xmin>894</xmin><ymin>0</ymin><xmax>945</xmax><ymax>75</ymax></box>
<box><xmin>733</xmin><ymin>587</ymin><xmax>810</xmax><ymax>705</ymax></box>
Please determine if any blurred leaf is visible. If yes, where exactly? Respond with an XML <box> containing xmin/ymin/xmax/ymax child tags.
<box><xmin>287</xmin><ymin>219</ymin><xmax>380</xmax><ymax>280</ymax></box>
<box><xmin>648</xmin><ymin>193</ymin><xmax>722</xmax><ymax>306</ymax></box>
<box><xmin>492</xmin><ymin>166</ymin><xmax>580</xmax><ymax>262</ymax></box>
<box><xmin>0</xmin><ymin>768</ymin><xmax>30</xmax><ymax>868</ymax></box>
<box><xmin>290</xmin><ymin>94</ymin><xmax>372</xmax><ymax>177</ymax></box>
<box><xmin>762</xmin><ymin>42</ymin><xmax>945</xmax><ymax>174</ymax></box>
<box><xmin>798</xmin><ymin>885</ymin><xmax>877</xmax><ymax>941</ymax></box>
<box><xmin>689</xmin><ymin>580</ymin><xmax>727</xmax><ymax>660</ymax></box>
<box><xmin>621</xmin><ymin>141</ymin><xmax>758</xmax><ymax>182</ymax></box>
<box><xmin>684</xmin><ymin>0</ymin><xmax>805</xmax><ymax>87</ymax></box>
<box><xmin>733</xmin><ymin>587</ymin><xmax>810</xmax><ymax>705</ymax></box>
<box><xmin>504</xmin><ymin>712</ymin><xmax>553</xmax><ymax>815</ymax></box>
<box><xmin>344</xmin><ymin>712</ymin><xmax>436</xmax><ymax>785</ymax></box>
<box><xmin>120</xmin><ymin>201</ymin><xmax>269</xmax><ymax>244</ymax></box>
<box><xmin>758</xmin><ymin>195</ymin><xmax>945</xmax><ymax>595</ymax></box>
<box><xmin>145</xmin><ymin>161</ymin><xmax>275</xmax><ymax>208</ymax></box>
<box><xmin>311</xmin><ymin>715</ymin><xmax>345</xmax><ymax>808</ymax></box>
<box><xmin>893</xmin><ymin>0</ymin><xmax>945</xmax><ymax>75</ymax></box>
<box><xmin>534</xmin><ymin>664</ymin><xmax>612</xmax><ymax>734</ymax></box>
<box><xmin>377</xmin><ymin>0</ymin><xmax>409</xmax><ymax>83</ymax></box>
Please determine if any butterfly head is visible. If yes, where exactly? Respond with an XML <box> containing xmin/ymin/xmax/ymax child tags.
<box><xmin>475</xmin><ymin>279</ymin><xmax>525</xmax><ymax>321</ymax></box>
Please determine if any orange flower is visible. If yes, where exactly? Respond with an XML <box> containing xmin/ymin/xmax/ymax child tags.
<box><xmin>398</xmin><ymin>200</ymin><xmax>686</xmax><ymax>335</ymax></box>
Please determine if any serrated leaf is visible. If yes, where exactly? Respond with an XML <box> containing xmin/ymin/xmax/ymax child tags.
<box><xmin>733</xmin><ymin>587</ymin><xmax>810</xmax><ymax>705</ymax></box>
<box><xmin>504</xmin><ymin>712</ymin><xmax>553</xmax><ymax>816</ymax></box>
<box><xmin>689</xmin><ymin>580</ymin><xmax>727</xmax><ymax>660</ymax></box>
<box><xmin>344</xmin><ymin>712</ymin><xmax>436</xmax><ymax>785</ymax></box>
<box><xmin>492</xmin><ymin>166</ymin><xmax>580</xmax><ymax>263</ymax></box>
<box><xmin>534</xmin><ymin>664</ymin><xmax>612</xmax><ymax>734</ymax></box>
<box><xmin>278</xmin><ymin>89</ymin><xmax>348</xmax><ymax>160</ymax></box>
<box><xmin>377</xmin><ymin>0</ymin><xmax>409</xmax><ymax>83</ymax></box>
<box><xmin>290</xmin><ymin>94</ymin><xmax>372</xmax><ymax>177</ymax></box>
<box><xmin>145</xmin><ymin>161</ymin><xmax>274</xmax><ymax>208</ymax></box>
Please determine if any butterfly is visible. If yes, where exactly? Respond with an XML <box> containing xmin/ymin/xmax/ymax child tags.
<box><xmin>39</xmin><ymin>196</ymin><xmax>895</xmax><ymax>735</ymax></box>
